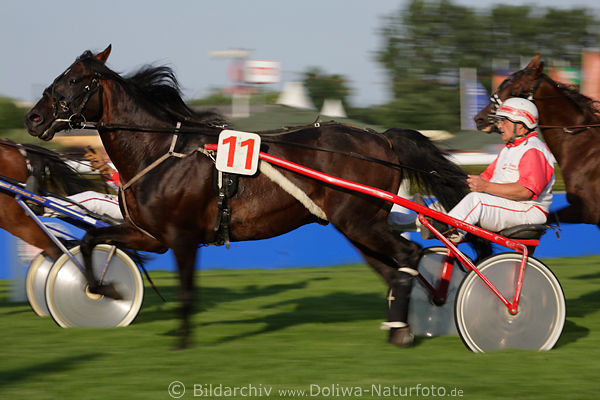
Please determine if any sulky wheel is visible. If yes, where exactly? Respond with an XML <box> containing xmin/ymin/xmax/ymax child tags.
<box><xmin>45</xmin><ymin>244</ymin><xmax>144</xmax><ymax>328</ymax></box>
<box><xmin>25</xmin><ymin>253</ymin><xmax>55</xmax><ymax>317</ymax></box>
<box><xmin>408</xmin><ymin>246</ymin><xmax>468</xmax><ymax>337</ymax></box>
<box><xmin>455</xmin><ymin>253</ymin><xmax>565</xmax><ymax>352</ymax></box>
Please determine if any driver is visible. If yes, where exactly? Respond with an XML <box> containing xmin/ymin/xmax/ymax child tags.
<box><xmin>45</xmin><ymin>147</ymin><xmax>122</xmax><ymax>222</ymax></box>
<box><xmin>416</xmin><ymin>97</ymin><xmax>555</xmax><ymax>239</ymax></box>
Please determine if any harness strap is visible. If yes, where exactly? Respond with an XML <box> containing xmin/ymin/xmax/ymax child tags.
<box><xmin>121</xmin><ymin>123</ymin><xmax>184</xmax><ymax>191</ymax></box>
<box><xmin>118</xmin><ymin>189</ymin><xmax>159</xmax><ymax>241</ymax></box>
<box><xmin>259</xmin><ymin>161</ymin><xmax>327</xmax><ymax>221</ymax></box>
<box><xmin>118</xmin><ymin>122</ymin><xmax>215</xmax><ymax>240</ymax></box>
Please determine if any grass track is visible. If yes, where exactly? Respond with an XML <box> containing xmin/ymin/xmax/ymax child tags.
<box><xmin>1</xmin><ymin>256</ymin><xmax>599</xmax><ymax>399</ymax></box>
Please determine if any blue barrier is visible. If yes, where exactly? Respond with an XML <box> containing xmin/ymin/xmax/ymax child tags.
<box><xmin>1</xmin><ymin>194</ymin><xmax>598</xmax><ymax>279</ymax></box>
<box><xmin>195</xmin><ymin>193</ymin><xmax>600</xmax><ymax>269</ymax></box>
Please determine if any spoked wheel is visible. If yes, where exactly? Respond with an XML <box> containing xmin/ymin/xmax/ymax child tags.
<box><xmin>25</xmin><ymin>253</ymin><xmax>55</xmax><ymax>316</ymax></box>
<box><xmin>408</xmin><ymin>246</ymin><xmax>468</xmax><ymax>337</ymax></box>
<box><xmin>455</xmin><ymin>253</ymin><xmax>565</xmax><ymax>352</ymax></box>
<box><xmin>45</xmin><ymin>244</ymin><xmax>144</xmax><ymax>327</ymax></box>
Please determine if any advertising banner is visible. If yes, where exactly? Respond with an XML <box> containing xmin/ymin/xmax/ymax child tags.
<box><xmin>582</xmin><ymin>50</ymin><xmax>600</xmax><ymax>100</ymax></box>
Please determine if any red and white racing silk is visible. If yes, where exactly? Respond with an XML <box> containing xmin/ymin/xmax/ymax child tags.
<box><xmin>105</xmin><ymin>164</ymin><xmax>120</xmax><ymax>191</ymax></box>
<box><xmin>448</xmin><ymin>131</ymin><xmax>554</xmax><ymax>233</ymax></box>
<box><xmin>45</xmin><ymin>166</ymin><xmax>122</xmax><ymax>220</ymax></box>
<box><xmin>480</xmin><ymin>131</ymin><xmax>554</xmax><ymax>213</ymax></box>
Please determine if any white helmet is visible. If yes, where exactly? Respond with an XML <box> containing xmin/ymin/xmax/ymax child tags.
<box><xmin>495</xmin><ymin>97</ymin><xmax>538</xmax><ymax>130</ymax></box>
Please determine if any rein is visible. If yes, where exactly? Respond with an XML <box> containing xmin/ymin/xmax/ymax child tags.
<box><xmin>538</xmin><ymin>124</ymin><xmax>600</xmax><ymax>135</ymax></box>
<box><xmin>50</xmin><ymin>71</ymin><xmax>446</xmax><ymax>178</ymax></box>
<box><xmin>61</xmin><ymin>119</ymin><xmax>451</xmax><ymax>240</ymax></box>
<box><xmin>62</xmin><ymin>120</ymin><xmax>445</xmax><ymax>178</ymax></box>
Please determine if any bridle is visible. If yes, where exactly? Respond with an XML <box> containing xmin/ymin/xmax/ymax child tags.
<box><xmin>48</xmin><ymin>67</ymin><xmax>103</xmax><ymax>130</ymax></box>
<box><xmin>488</xmin><ymin>68</ymin><xmax>543</xmax><ymax>114</ymax></box>
<box><xmin>486</xmin><ymin>69</ymin><xmax>600</xmax><ymax>134</ymax></box>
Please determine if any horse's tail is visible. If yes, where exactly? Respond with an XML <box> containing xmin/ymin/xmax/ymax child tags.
<box><xmin>382</xmin><ymin>128</ymin><xmax>492</xmax><ymax>260</ymax></box>
<box><xmin>22</xmin><ymin>144</ymin><xmax>102</xmax><ymax>195</ymax></box>
<box><xmin>381</xmin><ymin>128</ymin><xmax>467</xmax><ymax>210</ymax></box>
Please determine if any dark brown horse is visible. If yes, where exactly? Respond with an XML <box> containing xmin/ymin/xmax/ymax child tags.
<box><xmin>474</xmin><ymin>54</ymin><xmax>600</xmax><ymax>226</ymax></box>
<box><xmin>24</xmin><ymin>45</ymin><xmax>476</xmax><ymax>347</ymax></box>
<box><xmin>0</xmin><ymin>139</ymin><xmax>102</xmax><ymax>259</ymax></box>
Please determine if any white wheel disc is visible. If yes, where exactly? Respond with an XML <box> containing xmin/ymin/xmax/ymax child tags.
<box><xmin>408</xmin><ymin>247</ymin><xmax>467</xmax><ymax>337</ymax></box>
<box><xmin>455</xmin><ymin>253</ymin><xmax>565</xmax><ymax>352</ymax></box>
<box><xmin>45</xmin><ymin>245</ymin><xmax>144</xmax><ymax>328</ymax></box>
<box><xmin>25</xmin><ymin>253</ymin><xmax>55</xmax><ymax>316</ymax></box>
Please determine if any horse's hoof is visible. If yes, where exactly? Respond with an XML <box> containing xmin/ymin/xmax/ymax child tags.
<box><xmin>90</xmin><ymin>282</ymin><xmax>123</xmax><ymax>300</ymax></box>
<box><xmin>388</xmin><ymin>326</ymin><xmax>414</xmax><ymax>347</ymax></box>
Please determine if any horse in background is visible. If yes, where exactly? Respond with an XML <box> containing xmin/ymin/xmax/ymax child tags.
<box><xmin>24</xmin><ymin>45</ymin><xmax>479</xmax><ymax>348</ymax></box>
<box><xmin>0</xmin><ymin>139</ymin><xmax>103</xmax><ymax>259</ymax></box>
<box><xmin>474</xmin><ymin>54</ymin><xmax>600</xmax><ymax>227</ymax></box>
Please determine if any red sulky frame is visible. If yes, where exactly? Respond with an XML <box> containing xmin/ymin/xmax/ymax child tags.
<box><xmin>204</xmin><ymin>144</ymin><xmax>537</xmax><ymax>315</ymax></box>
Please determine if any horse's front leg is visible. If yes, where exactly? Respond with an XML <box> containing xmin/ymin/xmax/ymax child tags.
<box><xmin>168</xmin><ymin>232</ymin><xmax>200</xmax><ymax>349</ymax></box>
<box><xmin>79</xmin><ymin>223</ymin><xmax>167</xmax><ymax>299</ymax></box>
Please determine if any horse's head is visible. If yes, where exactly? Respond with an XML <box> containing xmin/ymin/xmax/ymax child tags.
<box><xmin>474</xmin><ymin>54</ymin><xmax>545</xmax><ymax>133</ymax></box>
<box><xmin>25</xmin><ymin>45</ymin><xmax>112</xmax><ymax>141</ymax></box>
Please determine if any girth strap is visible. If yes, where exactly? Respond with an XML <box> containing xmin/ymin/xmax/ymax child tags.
<box><xmin>213</xmin><ymin>170</ymin><xmax>233</xmax><ymax>249</ymax></box>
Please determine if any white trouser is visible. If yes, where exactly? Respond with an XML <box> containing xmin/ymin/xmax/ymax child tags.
<box><xmin>388</xmin><ymin>180</ymin><xmax>416</xmax><ymax>227</ymax></box>
<box><xmin>448</xmin><ymin>192</ymin><xmax>547</xmax><ymax>233</ymax></box>
<box><xmin>47</xmin><ymin>191</ymin><xmax>122</xmax><ymax>220</ymax></box>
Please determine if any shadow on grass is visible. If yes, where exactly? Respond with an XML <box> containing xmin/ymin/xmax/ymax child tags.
<box><xmin>565</xmin><ymin>289</ymin><xmax>600</xmax><ymax>318</ymax></box>
<box><xmin>135</xmin><ymin>277</ymin><xmax>332</xmax><ymax>325</ymax></box>
<box><xmin>554</xmin><ymin>319</ymin><xmax>589</xmax><ymax>349</ymax></box>
<box><xmin>571</xmin><ymin>271</ymin><xmax>600</xmax><ymax>281</ymax></box>
<box><xmin>553</xmin><ymin>289</ymin><xmax>600</xmax><ymax>348</ymax></box>
<box><xmin>0</xmin><ymin>301</ymin><xmax>31</xmax><ymax>316</ymax></box>
<box><xmin>198</xmin><ymin>291</ymin><xmax>383</xmax><ymax>344</ymax></box>
<box><xmin>0</xmin><ymin>353</ymin><xmax>102</xmax><ymax>389</ymax></box>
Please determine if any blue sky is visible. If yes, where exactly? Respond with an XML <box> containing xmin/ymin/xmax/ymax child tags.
<box><xmin>2</xmin><ymin>0</ymin><xmax>599</xmax><ymax>106</ymax></box>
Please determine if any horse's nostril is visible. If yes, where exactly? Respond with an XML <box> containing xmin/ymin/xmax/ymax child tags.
<box><xmin>28</xmin><ymin>113</ymin><xmax>42</xmax><ymax>123</ymax></box>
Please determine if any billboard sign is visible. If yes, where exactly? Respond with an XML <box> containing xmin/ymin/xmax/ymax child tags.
<box><xmin>244</xmin><ymin>60</ymin><xmax>281</xmax><ymax>84</ymax></box>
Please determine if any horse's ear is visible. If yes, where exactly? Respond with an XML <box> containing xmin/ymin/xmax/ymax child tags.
<box><xmin>536</xmin><ymin>60</ymin><xmax>545</xmax><ymax>76</ymax></box>
<box><xmin>95</xmin><ymin>45</ymin><xmax>112</xmax><ymax>64</ymax></box>
<box><xmin>526</xmin><ymin>54</ymin><xmax>541</xmax><ymax>70</ymax></box>
<box><xmin>526</xmin><ymin>54</ymin><xmax>544</xmax><ymax>77</ymax></box>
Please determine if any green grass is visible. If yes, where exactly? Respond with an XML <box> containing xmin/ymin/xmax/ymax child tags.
<box><xmin>1</xmin><ymin>257</ymin><xmax>599</xmax><ymax>399</ymax></box>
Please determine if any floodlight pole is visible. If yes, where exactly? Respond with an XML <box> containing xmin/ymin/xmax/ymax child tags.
<box><xmin>210</xmin><ymin>49</ymin><xmax>252</xmax><ymax>118</ymax></box>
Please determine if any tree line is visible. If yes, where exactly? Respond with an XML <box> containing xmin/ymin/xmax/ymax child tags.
<box><xmin>2</xmin><ymin>1</ymin><xmax>598</xmax><ymax>135</ymax></box>
<box><xmin>307</xmin><ymin>0</ymin><xmax>600</xmax><ymax>131</ymax></box>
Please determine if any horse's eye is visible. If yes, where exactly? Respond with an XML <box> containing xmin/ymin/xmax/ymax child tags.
<box><xmin>69</xmin><ymin>78</ymin><xmax>78</xmax><ymax>85</ymax></box>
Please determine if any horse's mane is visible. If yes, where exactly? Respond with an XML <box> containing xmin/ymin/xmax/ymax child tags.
<box><xmin>540</xmin><ymin>72</ymin><xmax>600</xmax><ymax>120</ymax></box>
<box><xmin>77</xmin><ymin>50</ymin><xmax>229</xmax><ymax>128</ymax></box>
<box><xmin>20</xmin><ymin>143</ymin><xmax>105</xmax><ymax>195</ymax></box>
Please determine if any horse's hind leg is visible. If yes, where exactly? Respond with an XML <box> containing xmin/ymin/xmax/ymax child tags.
<box><xmin>345</xmin><ymin>222</ymin><xmax>422</xmax><ymax>347</ymax></box>
<box><xmin>79</xmin><ymin>224</ymin><xmax>167</xmax><ymax>298</ymax></box>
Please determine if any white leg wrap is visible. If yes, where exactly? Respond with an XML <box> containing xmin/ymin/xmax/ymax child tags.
<box><xmin>380</xmin><ymin>321</ymin><xmax>408</xmax><ymax>330</ymax></box>
<box><xmin>398</xmin><ymin>267</ymin><xmax>419</xmax><ymax>276</ymax></box>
